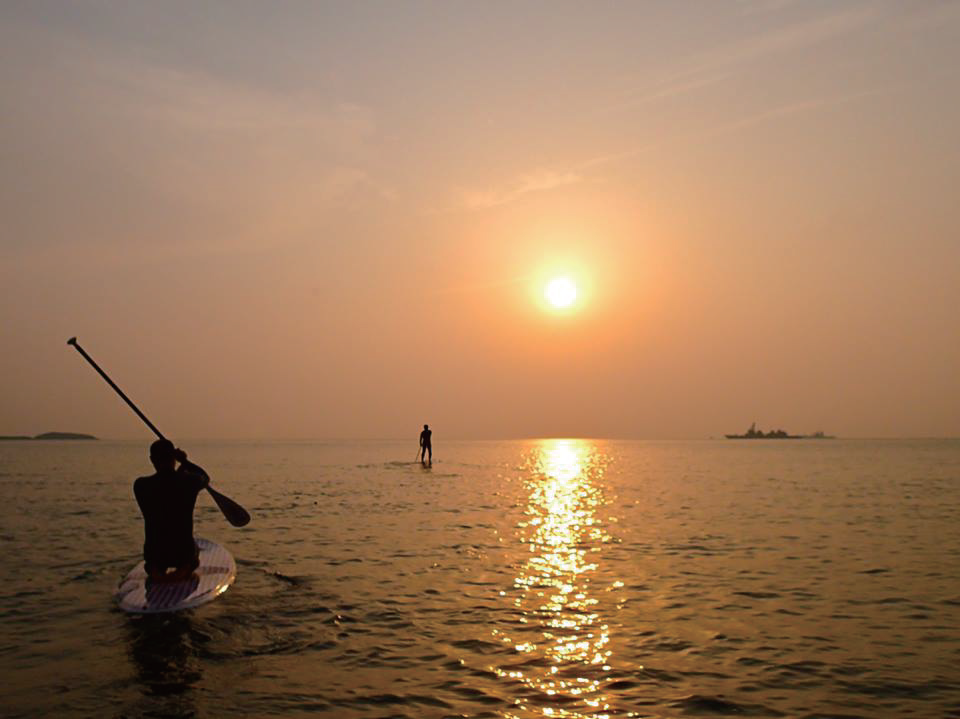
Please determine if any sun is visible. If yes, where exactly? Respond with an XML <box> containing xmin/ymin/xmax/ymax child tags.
<box><xmin>544</xmin><ymin>276</ymin><xmax>578</xmax><ymax>309</ymax></box>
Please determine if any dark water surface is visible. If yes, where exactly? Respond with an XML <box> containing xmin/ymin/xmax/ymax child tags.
<box><xmin>1</xmin><ymin>439</ymin><xmax>959</xmax><ymax>718</ymax></box>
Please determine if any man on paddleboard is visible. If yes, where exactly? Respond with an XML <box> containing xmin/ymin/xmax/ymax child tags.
<box><xmin>134</xmin><ymin>439</ymin><xmax>210</xmax><ymax>583</ymax></box>
<box><xmin>419</xmin><ymin>424</ymin><xmax>433</xmax><ymax>463</ymax></box>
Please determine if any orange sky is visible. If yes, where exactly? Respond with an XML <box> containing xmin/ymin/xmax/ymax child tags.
<box><xmin>2</xmin><ymin>2</ymin><xmax>958</xmax><ymax>439</ymax></box>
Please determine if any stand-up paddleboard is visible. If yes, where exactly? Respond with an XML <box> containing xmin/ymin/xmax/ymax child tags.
<box><xmin>116</xmin><ymin>538</ymin><xmax>236</xmax><ymax>614</ymax></box>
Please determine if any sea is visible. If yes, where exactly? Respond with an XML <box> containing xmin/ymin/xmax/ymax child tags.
<box><xmin>1</xmin><ymin>438</ymin><xmax>959</xmax><ymax>718</ymax></box>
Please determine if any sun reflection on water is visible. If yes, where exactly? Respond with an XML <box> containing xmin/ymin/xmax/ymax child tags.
<box><xmin>495</xmin><ymin>439</ymin><xmax>615</xmax><ymax>718</ymax></box>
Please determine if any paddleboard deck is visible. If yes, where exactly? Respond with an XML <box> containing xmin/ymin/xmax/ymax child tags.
<box><xmin>116</xmin><ymin>538</ymin><xmax>236</xmax><ymax>614</ymax></box>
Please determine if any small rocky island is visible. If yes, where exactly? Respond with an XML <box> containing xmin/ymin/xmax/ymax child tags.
<box><xmin>725</xmin><ymin>423</ymin><xmax>834</xmax><ymax>439</ymax></box>
<box><xmin>0</xmin><ymin>432</ymin><xmax>98</xmax><ymax>441</ymax></box>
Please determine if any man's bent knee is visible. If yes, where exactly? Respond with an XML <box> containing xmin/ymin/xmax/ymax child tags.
<box><xmin>145</xmin><ymin>551</ymin><xmax>200</xmax><ymax>583</ymax></box>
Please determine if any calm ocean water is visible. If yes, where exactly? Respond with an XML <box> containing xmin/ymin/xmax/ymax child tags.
<box><xmin>1</xmin><ymin>439</ymin><xmax>959</xmax><ymax>718</ymax></box>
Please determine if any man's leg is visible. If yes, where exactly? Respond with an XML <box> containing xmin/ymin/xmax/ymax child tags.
<box><xmin>145</xmin><ymin>561</ymin><xmax>170</xmax><ymax>583</ymax></box>
<box><xmin>175</xmin><ymin>542</ymin><xmax>201</xmax><ymax>578</ymax></box>
<box><xmin>146</xmin><ymin>544</ymin><xmax>200</xmax><ymax>583</ymax></box>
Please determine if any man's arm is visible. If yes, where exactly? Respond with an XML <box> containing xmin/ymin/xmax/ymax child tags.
<box><xmin>174</xmin><ymin>449</ymin><xmax>210</xmax><ymax>489</ymax></box>
<box><xmin>133</xmin><ymin>476</ymin><xmax>148</xmax><ymax>513</ymax></box>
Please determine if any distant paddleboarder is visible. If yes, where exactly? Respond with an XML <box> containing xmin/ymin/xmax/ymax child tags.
<box><xmin>419</xmin><ymin>424</ymin><xmax>433</xmax><ymax>464</ymax></box>
<box><xmin>134</xmin><ymin>439</ymin><xmax>210</xmax><ymax>583</ymax></box>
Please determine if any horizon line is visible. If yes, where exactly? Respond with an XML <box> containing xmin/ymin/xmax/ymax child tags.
<box><xmin>6</xmin><ymin>435</ymin><xmax>959</xmax><ymax>442</ymax></box>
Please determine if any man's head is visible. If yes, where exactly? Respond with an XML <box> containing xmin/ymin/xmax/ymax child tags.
<box><xmin>149</xmin><ymin>439</ymin><xmax>177</xmax><ymax>471</ymax></box>
<box><xmin>424</xmin><ymin>424</ymin><xmax>429</xmax><ymax>430</ymax></box>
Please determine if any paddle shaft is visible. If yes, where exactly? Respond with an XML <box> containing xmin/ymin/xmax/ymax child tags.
<box><xmin>67</xmin><ymin>338</ymin><xmax>166</xmax><ymax>440</ymax></box>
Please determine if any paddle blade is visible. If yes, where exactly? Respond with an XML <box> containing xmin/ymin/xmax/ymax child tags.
<box><xmin>206</xmin><ymin>486</ymin><xmax>251</xmax><ymax>527</ymax></box>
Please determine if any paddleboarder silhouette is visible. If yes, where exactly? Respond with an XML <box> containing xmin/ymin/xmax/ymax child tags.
<box><xmin>419</xmin><ymin>424</ymin><xmax>433</xmax><ymax>464</ymax></box>
<box><xmin>134</xmin><ymin>440</ymin><xmax>210</xmax><ymax>583</ymax></box>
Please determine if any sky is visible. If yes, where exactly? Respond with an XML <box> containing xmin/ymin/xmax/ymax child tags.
<box><xmin>1</xmin><ymin>0</ymin><xmax>958</xmax><ymax>440</ymax></box>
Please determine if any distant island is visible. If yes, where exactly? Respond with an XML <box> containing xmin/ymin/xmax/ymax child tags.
<box><xmin>0</xmin><ymin>432</ymin><xmax>97</xmax><ymax>441</ymax></box>
<box><xmin>726</xmin><ymin>423</ymin><xmax>834</xmax><ymax>440</ymax></box>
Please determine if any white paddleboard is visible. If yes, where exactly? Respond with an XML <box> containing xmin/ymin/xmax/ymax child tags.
<box><xmin>115</xmin><ymin>538</ymin><xmax>236</xmax><ymax>614</ymax></box>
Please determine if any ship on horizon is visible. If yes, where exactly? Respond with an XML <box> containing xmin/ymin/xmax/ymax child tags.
<box><xmin>725</xmin><ymin>423</ymin><xmax>834</xmax><ymax>439</ymax></box>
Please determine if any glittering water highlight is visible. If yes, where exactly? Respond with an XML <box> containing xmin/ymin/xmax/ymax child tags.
<box><xmin>495</xmin><ymin>440</ymin><xmax>614</xmax><ymax>717</ymax></box>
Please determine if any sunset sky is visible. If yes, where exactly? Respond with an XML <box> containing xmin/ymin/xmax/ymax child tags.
<box><xmin>2</xmin><ymin>1</ymin><xmax>958</xmax><ymax>440</ymax></box>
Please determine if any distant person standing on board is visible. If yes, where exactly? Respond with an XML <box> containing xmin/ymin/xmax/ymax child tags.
<box><xmin>134</xmin><ymin>439</ymin><xmax>210</xmax><ymax>583</ymax></box>
<box><xmin>419</xmin><ymin>424</ymin><xmax>433</xmax><ymax>463</ymax></box>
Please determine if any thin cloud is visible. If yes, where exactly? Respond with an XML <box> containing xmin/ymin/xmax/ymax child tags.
<box><xmin>0</xmin><ymin>18</ymin><xmax>394</xmax><ymax>257</ymax></box>
<box><xmin>736</xmin><ymin>0</ymin><xmax>803</xmax><ymax>16</ymax></box>
<box><xmin>603</xmin><ymin>4</ymin><xmax>880</xmax><ymax>117</ymax></box>
<box><xmin>461</xmin><ymin>170</ymin><xmax>582</xmax><ymax>211</ymax></box>
<box><xmin>582</xmin><ymin>83</ymin><xmax>906</xmax><ymax>172</ymax></box>
<box><xmin>597</xmin><ymin>70</ymin><xmax>736</xmax><ymax>116</ymax></box>
<box><xmin>683</xmin><ymin>4</ymin><xmax>880</xmax><ymax>77</ymax></box>
<box><xmin>428</xmin><ymin>274</ymin><xmax>530</xmax><ymax>297</ymax></box>
<box><xmin>443</xmin><ymin>4</ymin><xmax>914</xmax><ymax>217</ymax></box>
<box><xmin>699</xmin><ymin>87</ymin><xmax>890</xmax><ymax>138</ymax></box>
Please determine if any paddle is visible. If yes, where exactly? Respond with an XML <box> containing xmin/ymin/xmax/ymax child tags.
<box><xmin>67</xmin><ymin>337</ymin><xmax>251</xmax><ymax>527</ymax></box>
